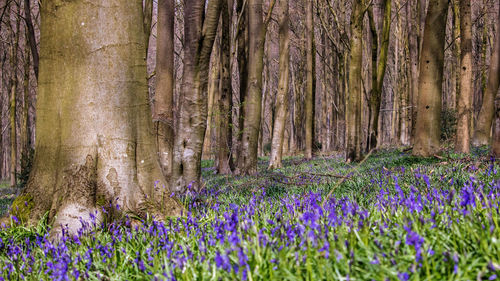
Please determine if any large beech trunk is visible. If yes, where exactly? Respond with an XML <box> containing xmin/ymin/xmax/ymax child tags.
<box><xmin>455</xmin><ymin>0</ymin><xmax>472</xmax><ymax>153</ymax></box>
<box><xmin>413</xmin><ymin>0</ymin><xmax>449</xmax><ymax>157</ymax></box>
<box><xmin>269</xmin><ymin>0</ymin><xmax>290</xmax><ymax>169</ymax></box>
<box><xmin>2</xmin><ymin>0</ymin><xmax>182</xmax><ymax>239</ymax></box>
<box><xmin>346</xmin><ymin>0</ymin><xmax>363</xmax><ymax>162</ymax></box>
<box><xmin>473</xmin><ymin>3</ymin><xmax>500</xmax><ymax>147</ymax></box>
<box><xmin>171</xmin><ymin>0</ymin><xmax>221</xmax><ymax>192</ymax></box>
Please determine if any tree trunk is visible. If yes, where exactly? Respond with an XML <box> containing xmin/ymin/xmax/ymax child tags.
<box><xmin>22</xmin><ymin>38</ymin><xmax>31</xmax><ymax>155</ymax></box>
<box><xmin>269</xmin><ymin>0</ymin><xmax>289</xmax><ymax>169</ymax></box>
<box><xmin>217</xmin><ymin>0</ymin><xmax>234</xmax><ymax>174</ymax></box>
<box><xmin>2</xmin><ymin>0</ymin><xmax>182</xmax><ymax>239</ymax></box>
<box><xmin>455</xmin><ymin>0</ymin><xmax>472</xmax><ymax>153</ymax></box>
<box><xmin>23</xmin><ymin>0</ymin><xmax>39</xmax><ymax>80</ymax></box>
<box><xmin>413</xmin><ymin>0</ymin><xmax>449</xmax><ymax>157</ymax></box>
<box><xmin>171</xmin><ymin>0</ymin><xmax>222</xmax><ymax>192</ymax></box>
<box><xmin>493</xmin><ymin>93</ymin><xmax>500</xmax><ymax>157</ymax></box>
<box><xmin>367</xmin><ymin>0</ymin><xmax>391</xmax><ymax>151</ymax></box>
<box><xmin>236</xmin><ymin>0</ymin><xmax>274</xmax><ymax>175</ymax></box>
<box><xmin>346</xmin><ymin>0</ymin><xmax>363</xmax><ymax>162</ymax></box>
<box><xmin>154</xmin><ymin>0</ymin><xmax>175</xmax><ymax>179</ymax></box>
<box><xmin>235</xmin><ymin>0</ymin><xmax>248</xmax><ymax>163</ymax></box>
<box><xmin>305</xmin><ymin>0</ymin><xmax>315</xmax><ymax>159</ymax></box>
<box><xmin>472</xmin><ymin>4</ymin><xmax>500</xmax><ymax>147</ymax></box>
<box><xmin>9</xmin><ymin>2</ymin><xmax>20</xmax><ymax>188</ymax></box>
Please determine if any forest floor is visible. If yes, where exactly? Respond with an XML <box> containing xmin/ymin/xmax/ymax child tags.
<box><xmin>0</xmin><ymin>148</ymin><xmax>499</xmax><ymax>280</ymax></box>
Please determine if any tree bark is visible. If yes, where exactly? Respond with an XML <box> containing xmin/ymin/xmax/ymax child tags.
<box><xmin>2</xmin><ymin>0</ymin><xmax>182</xmax><ymax>239</ymax></box>
<box><xmin>346</xmin><ymin>0</ymin><xmax>363</xmax><ymax>162</ymax></box>
<box><xmin>23</xmin><ymin>0</ymin><xmax>38</xmax><ymax>80</ymax></box>
<box><xmin>217</xmin><ymin>0</ymin><xmax>235</xmax><ymax>174</ymax></box>
<box><xmin>154</xmin><ymin>0</ymin><xmax>175</xmax><ymax>179</ymax></box>
<box><xmin>235</xmin><ymin>0</ymin><xmax>248</xmax><ymax>163</ymax></box>
<box><xmin>171</xmin><ymin>0</ymin><xmax>222</xmax><ymax>192</ymax></box>
<box><xmin>472</xmin><ymin>4</ymin><xmax>500</xmax><ymax>147</ymax></box>
<box><xmin>413</xmin><ymin>0</ymin><xmax>449</xmax><ymax>157</ymax></box>
<box><xmin>455</xmin><ymin>0</ymin><xmax>472</xmax><ymax>153</ymax></box>
<box><xmin>9</xmin><ymin>1</ymin><xmax>20</xmax><ymax>187</ymax></box>
<box><xmin>367</xmin><ymin>0</ymin><xmax>391</xmax><ymax>151</ymax></box>
<box><xmin>235</xmin><ymin>0</ymin><xmax>275</xmax><ymax>175</ymax></box>
<box><xmin>269</xmin><ymin>0</ymin><xmax>289</xmax><ymax>169</ymax></box>
<box><xmin>305</xmin><ymin>0</ymin><xmax>315</xmax><ymax>159</ymax></box>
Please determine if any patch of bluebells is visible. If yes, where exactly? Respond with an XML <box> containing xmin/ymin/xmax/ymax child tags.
<box><xmin>0</xmin><ymin>157</ymin><xmax>499</xmax><ymax>280</ymax></box>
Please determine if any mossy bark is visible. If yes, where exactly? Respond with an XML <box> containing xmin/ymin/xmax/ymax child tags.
<box><xmin>2</xmin><ymin>0</ymin><xmax>182</xmax><ymax>239</ymax></box>
<box><xmin>304</xmin><ymin>0</ymin><xmax>315</xmax><ymax>160</ymax></box>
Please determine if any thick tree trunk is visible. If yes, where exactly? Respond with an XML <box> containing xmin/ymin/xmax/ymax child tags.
<box><xmin>413</xmin><ymin>0</ymin><xmax>449</xmax><ymax>157</ymax></box>
<box><xmin>171</xmin><ymin>0</ymin><xmax>221</xmax><ymax>192</ymax></box>
<box><xmin>305</xmin><ymin>0</ymin><xmax>315</xmax><ymax>159</ymax></box>
<box><xmin>346</xmin><ymin>0</ymin><xmax>363</xmax><ymax>162</ymax></box>
<box><xmin>2</xmin><ymin>0</ymin><xmax>182</xmax><ymax>239</ymax></box>
<box><xmin>217</xmin><ymin>0</ymin><xmax>234</xmax><ymax>174</ymax></box>
<box><xmin>269</xmin><ymin>0</ymin><xmax>289</xmax><ymax>169</ymax></box>
<box><xmin>455</xmin><ymin>0</ymin><xmax>472</xmax><ymax>153</ymax></box>
<box><xmin>473</xmin><ymin>4</ymin><xmax>500</xmax><ymax>147</ymax></box>
<box><xmin>154</xmin><ymin>0</ymin><xmax>175</xmax><ymax>178</ymax></box>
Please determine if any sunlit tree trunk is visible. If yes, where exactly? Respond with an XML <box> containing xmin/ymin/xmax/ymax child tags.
<box><xmin>269</xmin><ymin>0</ymin><xmax>289</xmax><ymax>169</ymax></box>
<box><xmin>455</xmin><ymin>0</ymin><xmax>472</xmax><ymax>153</ymax></box>
<box><xmin>171</xmin><ymin>0</ymin><xmax>222</xmax><ymax>192</ymax></box>
<box><xmin>305</xmin><ymin>0</ymin><xmax>315</xmax><ymax>159</ymax></box>
<box><xmin>413</xmin><ymin>0</ymin><xmax>449</xmax><ymax>157</ymax></box>
<box><xmin>154</xmin><ymin>0</ymin><xmax>175</xmax><ymax>178</ymax></box>
<box><xmin>346</xmin><ymin>0</ymin><xmax>363</xmax><ymax>162</ymax></box>
<box><xmin>473</xmin><ymin>6</ymin><xmax>500</xmax><ymax>147</ymax></box>
<box><xmin>1</xmin><ymin>0</ymin><xmax>182</xmax><ymax>239</ymax></box>
<box><xmin>217</xmin><ymin>0</ymin><xmax>234</xmax><ymax>174</ymax></box>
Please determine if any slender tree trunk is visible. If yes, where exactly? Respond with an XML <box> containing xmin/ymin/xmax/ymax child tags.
<box><xmin>269</xmin><ymin>0</ymin><xmax>289</xmax><ymax>169</ymax></box>
<box><xmin>473</xmin><ymin>5</ymin><xmax>500</xmax><ymax>146</ymax></box>
<box><xmin>143</xmin><ymin>0</ymin><xmax>153</xmax><ymax>55</ymax></box>
<box><xmin>367</xmin><ymin>0</ymin><xmax>391</xmax><ymax>151</ymax></box>
<box><xmin>22</xmin><ymin>38</ymin><xmax>30</xmax><ymax>155</ymax></box>
<box><xmin>203</xmin><ymin>49</ymin><xmax>220</xmax><ymax>160</ymax></box>
<box><xmin>346</xmin><ymin>0</ymin><xmax>363</xmax><ymax>162</ymax></box>
<box><xmin>455</xmin><ymin>0</ymin><xmax>472</xmax><ymax>153</ymax></box>
<box><xmin>171</xmin><ymin>0</ymin><xmax>222</xmax><ymax>192</ymax></box>
<box><xmin>413</xmin><ymin>0</ymin><xmax>449</xmax><ymax>157</ymax></box>
<box><xmin>9</xmin><ymin>2</ymin><xmax>20</xmax><ymax>188</ymax></box>
<box><xmin>1</xmin><ymin>0</ymin><xmax>182</xmax><ymax>239</ymax></box>
<box><xmin>217</xmin><ymin>0</ymin><xmax>234</xmax><ymax>174</ymax></box>
<box><xmin>236</xmin><ymin>0</ymin><xmax>275</xmax><ymax>175</ymax></box>
<box><xmin>305</xmin><ymin>0</ymin><xmax>315</xmax><ymax>159</ymax></box>
<box><xmin>23</xmin><ymin>0</ymin><xmax>38</xmax><ymax>80</ymax></box>
<box><xmin>236</xmin><ymin>0</ymin><xmax>248</xmax><ymax>163</ymax></box>
<box><xmin>154</xmin><ymin>0</ymin><xmax>175</xmax><ymax>179</ymax></box>
<box><xmin>493</xmin><ymin>91</ymin><xmax>500</xmax><ymax>157</ymax></box>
